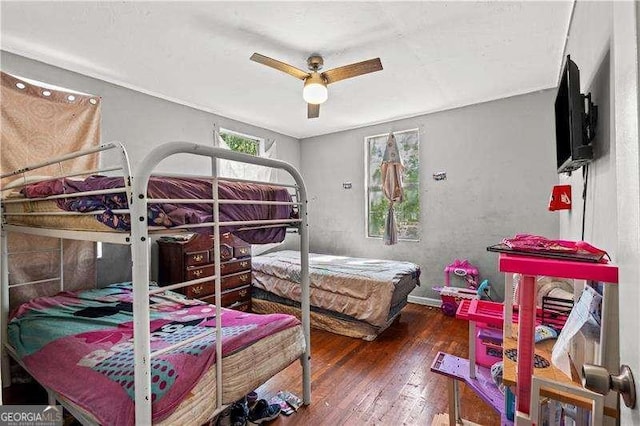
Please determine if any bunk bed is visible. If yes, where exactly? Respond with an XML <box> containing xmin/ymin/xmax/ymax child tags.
<box><xmin>251</xmin><ymin>250</ymin><xmax>420</xmax><ymax>340</ymax></box>
<box><xmin>0</xmin><ymin>141</ymin><xmax>311</xmax><ymax>425</ymax></box>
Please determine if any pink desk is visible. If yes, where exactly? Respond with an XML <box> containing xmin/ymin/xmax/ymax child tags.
<box><xmin>497</xmin><ymin>254</ymin><xmax>618</xmax><ymax>417</ymax></box>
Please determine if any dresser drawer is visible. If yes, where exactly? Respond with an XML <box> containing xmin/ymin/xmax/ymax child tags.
<box><xmin>184</xmin><ymin>271</ymin><xmax>251</xmax><ymax>298</ymax></box>
<box><xmin>234</xmin><ymin>245</ymin><xmax>251</xmax><ymax>258</ymax></box>
<box><xmin>222</xmin><ymin>285</ymin><xmax>251</xmax><ymax>306</ymax></box>
<box><xmin>201</xmin><ymin>285</ymin><xmax>251</xmax><ymax>308</ymax></box>
<box><xmin>228</xmin><ymin>301</ymin><xmax>251</xmax><ymax>312</ymax></box>
<box><xmin>186</xmin><ymin>264</ymin><xmax>214</xmax><ymax>281</ymax></box>
<box><xmin>221</xmin><ymin>271</ymin><xmax>251</xmax><ymax>291</ymax></box>
<box><xmin>220</xmin><ymin>258</ymin><xmax>251</xmax><ymax>276</ymax></box>
<box><xmin>185</xmin><ymin>282</ymin><xmax>214</xmax><ymax>299</ymax></box>
<box><xmin>210</xmin><ymin>243</ymin><xmax>234</xmax><ymax>262</ymax></box>
<box><xmin>185</xmin><ymin>250</ymin><xmax>209</xmax><ymax>266</ymax></box>
<box><xmin>158</xmin><ymin>232</ymin><xmax>252</xmax><ymax>307</ymax></box>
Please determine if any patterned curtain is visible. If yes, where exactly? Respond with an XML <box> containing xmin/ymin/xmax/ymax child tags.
<box><xmin>1</xmin><ymin>71</ymin><xmax>101</xmax><ymax>309</ymax></box>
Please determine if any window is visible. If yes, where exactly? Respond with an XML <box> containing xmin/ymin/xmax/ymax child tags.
<box><xmin>365</xmin><ymin>129</ymin><xmax>420</xmax><ymax>241</ymax></box>
<box><xmin>217</xmin><ymin>128</ymin><xmax>276</xmax><ymax>182</ymax></box>
<box><xmin>219</xmin><ymin>129</ymin><xmax>263</xmax><ymax>156</ymax></box>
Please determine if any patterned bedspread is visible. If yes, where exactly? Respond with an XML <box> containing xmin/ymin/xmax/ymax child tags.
<box><xmin>252</xmin><ymin>251</ymin><xmax>420</xmax><ymax>327</ymax></box>
<box><xmin>8</xmin><ymin>283</ymin><xmax>299</xmax><ymax>425</ymax></box>
<box><xmin>20</xmin><ymin>175</ymin><xmax>294</xmax><ymax>243</ymax></box>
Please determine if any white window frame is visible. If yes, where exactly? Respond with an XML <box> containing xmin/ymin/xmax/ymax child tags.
<box><xmin>219</xmin><ymin>128</ymin><xmax>265</xmax><ymax>156</ymax></box>
<box><xmin>364</xmin><ymin>128</ymin><xmax>420</xmax><ymax>242</ymax></box>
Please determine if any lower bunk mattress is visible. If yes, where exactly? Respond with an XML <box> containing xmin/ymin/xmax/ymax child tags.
<box><xmin>251</xmin><ymin>250</ymin><xmax>420</xmax><ymax>340</ymax></box>
<box><xmin>7</xmin><ymin>282</ymin><xmax>305</xmax><ymax>425</ymax></box>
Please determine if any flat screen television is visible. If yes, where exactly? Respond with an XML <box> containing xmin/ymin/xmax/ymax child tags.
<box><xmin>555</xmin><ymin>55</ymin><xmax>597</xmax><ymax>173</ymax></box>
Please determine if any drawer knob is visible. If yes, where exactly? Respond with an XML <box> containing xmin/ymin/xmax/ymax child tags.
<box><xmin>192</xmin><ymin>285</ymin><xmax>203</xmax><ymax>295</ymax></box>
<box><xmin>241</xmin><ymin>261</ymin><xmax>249</xmax><ymax>268</ymax></box>
<box><xmin>193</xmin><ymin>254</ymin><xmax>204</xmax><ymax>262</ymax></box>
<box><xmin>193</xmin><ymin>270</ymin><xmax>203</xmax><ymax>277</ymax></box>
<box><xmin>241</xmin><ymin>275</ymin><xmax>248</xmax><ymax>282</ymax></box>
<box><xmin>239</xmin><ymin>289</ymin><xmax>248</xmax><ymax>297</ymax></box>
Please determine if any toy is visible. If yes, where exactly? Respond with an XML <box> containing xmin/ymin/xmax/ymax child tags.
<box><xmin>433</xmin><ymin>286</ymin><xmax>478</xmax><ymax>316</ymax></box>
<box><xmin>430</xmin><ymin>249</ymin><xmax>615</xmax><ymax>426</ymax></box>
<box><xmin>445</xmin><ymin>259</ymin><xmax>479</xmax><ymax>288</ymax></box>
<box><xmin>433</xmin><ymin>259</ymin><xmax>491</xmax><ymax>316</ymax></box>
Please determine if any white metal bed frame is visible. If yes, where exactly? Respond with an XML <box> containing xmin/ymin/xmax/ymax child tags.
<box><xmin>0</xmin><ymin>140</ymin><xmax>311</xmax><ymax>425</ymax></box>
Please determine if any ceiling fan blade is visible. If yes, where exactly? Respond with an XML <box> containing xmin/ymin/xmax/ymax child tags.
<box><xmin>323</xmin><ymin>58</ymin><xmax>383</xmax><ymax>84</ymax></box>
<box><xmin>250</xmin><ymin>53</ymin><xmax>309</xmax><ymax>80</ymax></box>
<box><xmin>308</xmin><ymin>103</ymin><xmax>320</xmax><ymax>119</ymax></box>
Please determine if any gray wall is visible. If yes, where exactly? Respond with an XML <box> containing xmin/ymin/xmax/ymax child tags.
<box><xmin>1</xmin><ymin>51</ymin><xmax>301</xmax><ymax>285</ymax></box>
<box><xmin>555</xmin><ymin>3</ymin><xmax>623</xmax><ymax>418</ymax></box>
<box><xmin>300</xmin><ymin>90</ymin><xmax>559</xmax><ymax>301</ymax></box>
<box><xmin>557</xmin><ymin>2</ymin><xmax>617</xmax><ymax>256</ymax></box>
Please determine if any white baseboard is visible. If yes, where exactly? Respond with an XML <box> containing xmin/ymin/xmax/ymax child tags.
<box><xmin>407</xmin><ymin>295</ymin><xmax>441</xmax><ymax>308</ymax></box>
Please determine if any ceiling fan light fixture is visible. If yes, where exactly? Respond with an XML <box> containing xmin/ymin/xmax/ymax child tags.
<box><xmin>303</xmin><ymin>73</ymin><xmax>328</xmax><ymax>104</ymax></box>
<box><xmin>250</xmin><ymin>52</ymin><xmax>382</xmax><ymax>117</ymax></box>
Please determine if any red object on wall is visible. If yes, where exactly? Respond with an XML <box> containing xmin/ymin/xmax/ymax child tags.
<box><xmin>549</xmin><ymin>185</ymin><xmax>572</xmax><ymax>211</ymax></box>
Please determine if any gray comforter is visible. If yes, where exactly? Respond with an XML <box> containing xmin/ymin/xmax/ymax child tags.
<box><xmin>252</xmin><ymin>250</ymin><xmax>420</xmax><ymax>327</ymax></box>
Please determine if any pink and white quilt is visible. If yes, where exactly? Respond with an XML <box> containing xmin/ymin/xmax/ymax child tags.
<box><xmin>8</xmin><ymin>282</ymin><xmax>300</xmax><ymax>424</ymax></box>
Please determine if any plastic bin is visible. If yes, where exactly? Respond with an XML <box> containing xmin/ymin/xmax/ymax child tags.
<box><xmin>476</xmin><ymin>326</ymin><xmax>503</xmax><ymax>368</ymax></box>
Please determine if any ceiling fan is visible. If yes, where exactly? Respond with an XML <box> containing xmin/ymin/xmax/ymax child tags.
<box><xmin>250</xmin><ymin>53</ymin><xmax>383</xmax><ymax>119</ymax></box>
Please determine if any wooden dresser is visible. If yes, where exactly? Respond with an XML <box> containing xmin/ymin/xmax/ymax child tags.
<box><xmin>157</xmin><ymin>233</ymin><xmax>252</xmax><ymax>312</ymax></box>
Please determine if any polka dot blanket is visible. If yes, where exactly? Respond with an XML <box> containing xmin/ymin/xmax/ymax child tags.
<box><xmin>8</xmin><ymin>282</ymin><xmax>300</xmax><ymax>424</ymax></box>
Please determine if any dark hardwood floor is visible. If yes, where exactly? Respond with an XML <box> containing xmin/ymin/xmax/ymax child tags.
<box><xmin>257</xmin><ymin>303</ymin><xmax>500</xmax><ymax>425</ymax></box>
<box><xmin>3</xmin><ymin>304</ymin><xmax>500</xmax><ymax>425</ymax></box>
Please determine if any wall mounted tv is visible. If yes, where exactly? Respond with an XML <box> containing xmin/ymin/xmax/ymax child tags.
<box><xmin>555</xmin><ymin>55</ymin><xmax>598</xmax><ymax>174</ymax></box>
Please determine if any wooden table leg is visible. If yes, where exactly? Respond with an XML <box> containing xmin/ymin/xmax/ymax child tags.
<box><xmin>447</xmin><ymin>379</ymin><xmax>460</xmax><ymax>426</ymax></box>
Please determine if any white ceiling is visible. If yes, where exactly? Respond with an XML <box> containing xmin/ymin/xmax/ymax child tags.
<box><xmin>1</xmin><ymin>1</ymin><xmax>573</xmax><ymax>139</ymax></box>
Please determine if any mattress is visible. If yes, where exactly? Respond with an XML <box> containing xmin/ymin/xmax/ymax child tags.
<box><xmin>7</xmin><ymin>283</ymin><xmax>305</xmax><ymax>425</ymax></box>
<box><xmin>251</xmin><ymin>250</ymin><xmax>420</xmax><ymax>337</ymax></box>
<box><xmin>3</xmin><ymin>199</ymin><xmax>115</xmax><ymax>232</ymax></box>
<box><xmin>252</xmin><ymin>288</ymin><xmax>406</xmax><ymax>341</ymax></box>
<box><xmin>54</xmin><ymin>326</ymin><xmax>304</xmax><ymax>426</ymax></box>
<box><xmin>2</xmin><ymin>175</ymin><xmax>296</xmax><ymax>244</ymax></box>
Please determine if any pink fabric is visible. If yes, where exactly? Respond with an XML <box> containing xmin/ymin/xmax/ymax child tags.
<box><xmin>10</xmin><ymin>284</ymin><xmax>299</xmax><ymax>424</ymax></box>
<box><xmin>503</xmin><ymin>234</ymin><xmax>609</xmax><ymax>262</ymax></box>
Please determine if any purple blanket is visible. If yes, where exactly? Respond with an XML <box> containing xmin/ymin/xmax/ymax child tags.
<box><xmin>22</xmin><ymin>176</ymin><xmax>295</xmax><ymax>243</ymax></box>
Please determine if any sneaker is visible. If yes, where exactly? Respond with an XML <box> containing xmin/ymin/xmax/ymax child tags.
<box><xmin>217</xmin><ymin>401</ymin><xmax>249</xmax><ymax>426</ymax></box>
<box><xmin>268</xmin><ymin>395</ymin><xmax>294</xmax><ymax>416</ymax></box>
<box><xmin>247</xmin><ymin>399</ymin><xmax>281</xmax><ymax>424</ymax></box>
<box><xmin>246</xmin><ymin>391</ymin><xmax>258</xmax><ymax>409</ymax></box>
<box><xmin>230</xmin><ymin>402</ymin><xmax>248</xmax><ymax>426</ymax></box>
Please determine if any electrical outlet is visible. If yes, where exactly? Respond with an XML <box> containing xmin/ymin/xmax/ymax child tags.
<box><xmin>433</xmin><ymin>171</ymin><xmax>447</xmax><ymax>181</ymax></box>
<box><xmin>343</xmin><ymin>182</ymin><xmax>352</xmax><ymax>189</ymax></box>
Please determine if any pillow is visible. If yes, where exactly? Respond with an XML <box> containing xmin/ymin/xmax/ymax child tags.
<box><xmin>2</xmin><ymin>176</ymin><xmax>54</xmax><ymax>198</ymax></box>
<box><xmin>535</xmin><ymin>325</ymin><xmax>558</xmax><ymax>343</ymax></box>
<box><xmin>3</xmin><ymin>175</ymin><xmax>53</xmax><ymax>190</ymax></box>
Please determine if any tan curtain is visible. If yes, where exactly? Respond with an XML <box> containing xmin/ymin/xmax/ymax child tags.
<box><xmin>381</xmin><ymin>132</ymin><xmax>404</xmax><ymax>245</ymax></box>
<box><xmin>1</xmin><ymin>71</ymin><xmax>101</xmax><ymax>309</ymax></box>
